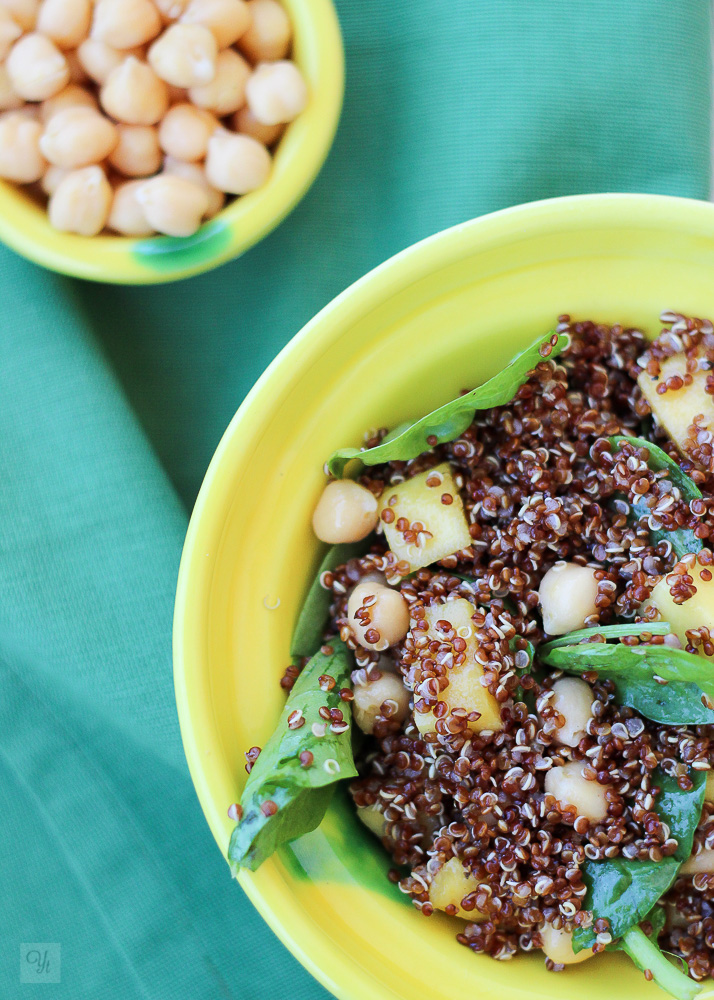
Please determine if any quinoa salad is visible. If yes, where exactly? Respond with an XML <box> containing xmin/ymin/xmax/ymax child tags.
<box><xmin>229</xmin><ymin>312</ymin><xmax>714</xmax><ymax>999</ymax></box>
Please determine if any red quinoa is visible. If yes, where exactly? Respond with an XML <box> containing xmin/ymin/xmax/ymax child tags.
<box><xmin>328</xmin><ymin>313</ymin><xmax>714</xmax><ymax>976</ymax></box>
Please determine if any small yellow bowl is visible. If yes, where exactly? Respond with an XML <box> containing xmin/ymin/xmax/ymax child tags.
<box><xmin>174</xmin><ymin>193</ymin><xmax>714</xmax><ymax>1000</ymax></box>
<box><xmin>0</xmin><ymin>0</ymin><xmax>343</xmax><ymax>285</ymax></box>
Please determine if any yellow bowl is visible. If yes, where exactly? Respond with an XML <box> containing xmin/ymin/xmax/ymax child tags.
<box><xmin>0</xmin><ymin>0</ymin><xmax>343</xmax><ymax>285</ymax></box>
<box><xmin>174</xmin><ymin>193</ymin><xmax>714</xmax><ymax>1000</ymax></box>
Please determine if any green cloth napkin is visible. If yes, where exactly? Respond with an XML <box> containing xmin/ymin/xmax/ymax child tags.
<box><xmin>0</xmin><ymin>2</ymin><xmax>710</xmax><ymax>996</ymax></box>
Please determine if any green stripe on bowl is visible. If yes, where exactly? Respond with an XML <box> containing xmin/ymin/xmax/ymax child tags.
<box><xmin>133</xmin><ymin>219</ymin><xmax>231</xmax><ymax>272</ymax></box>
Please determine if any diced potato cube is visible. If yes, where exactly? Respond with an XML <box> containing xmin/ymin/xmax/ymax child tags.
<box><xmin>356</xmin><ymin>804</ymin><xmax>387</xmax><ymax>838</ymax></box>
<box><xmin>378</xmin><ymin>462</ymin><xmax>471</xmax><ymax>571</ymax></box>
<box><xmin>638</xmin><ymin>350</ymin><xmax>714</xmax><ymax>462</ymax></box>
<box><xmin>680</xmin><ymin>850</ymin><xmax>714</xmax><ymax>875</ymax></box>
<box><xmin>357</xmin><ymin>802</ymin><xmax>441</xmax><ymax>849</ymax></box>
<box><xmin>648</xmin><ymin>555</ymin><xmax>714</xmax><ymax>657</ymax></box>
<box><xmin>707</xmin><ymin>771</ymin><xmax>714</xmax><ymax>802</ymax></box>
<box><xmin>414</xmin><ymin>598</ymin><xmax>502</xmax><ymax>734</ymax></box>
<box><xmin>429</xmin><ymin>856</ymin><xmax>487</xmax><ymax>920</ymax></box>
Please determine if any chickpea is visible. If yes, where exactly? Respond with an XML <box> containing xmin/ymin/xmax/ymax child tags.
<box><xmin>77</xmin><ymin>39</ymin><xmax>144</xmax><ymax>86</ymax></box>
<box><xmin>352</xmin><ymin>672</ymin><xmax>410</xmax><ymax>735</ymax></box>
<box><xmin>40</xmin><ymin>106</ymin><xmax>118</xmax><ymax>169</ymax></box>
<box><xmin>232</xmin><ymin>105</ymin><xmax>284</xmax><ymax>146</ymax></box>
<box><xmin>7</xmin><ymin>33</ymin><xmax>70</xmax><ymax>101</ymax></box>
<box><xmin>107</xmin><ymin>179</ymin><xmax>153</xmax><ymax>235</ymax></box>
<box><xmin>37</xmin><ymin>0</ymin><xmax>91</xmax><ymax>49</ymax></box>
<box><xmin>0</xmin><ymin>110</ymin><xmax>45</xmax><ymax>180</ymax></box>
<box><xmin>40</xmin><ymin>84</ymin><xmax>98</xmax><ymax>123</ymax></box>
<box><xmin>148</xmin><ymin>23</ymin><xmax>217</xmax><ymax>88</ymax></box>
<box><xmin>48</xmin><ymin>164</ymin><xmax>112</xmax><ymax>235</ymax></box>
<box><xmin>544</xmin><ymin>760</ymin><xmax>609</xmax><ymax>824</ymax></box>
<box><xmin>180</xmin><ymin>0</ymin><xmax>250</xmax><ymax>49</ymax></box>
<box><xmin>0</xmin><ymin>64</ymin><xmax>23</xmax><ymax>110</ymax></box>
<box><xmin>162</xmin><ymin>155</ymin><xmax>224</xmax><ymax>216</ymax></box>
<box><xmin>356</xmin><ymin>803</ymin><xmax>386</xmax><ymax>839</ymax></box>
<box><xmin>2</xmin><ymin>102</ymin><xmax>40</xmax><ymax>119</ymax></box>
<box><xmin>347</xmin><ymin>581</ymin><xmax>410</xmax><ymax>652</ymax></box>
<box><xmin>0</xmin><ymin>0</ymin><xmax>39</xmax><ymax>31</ymax></box>
<box><xmin>135</xmin><ymin>173</ymin><xmax>209</xmax><ymax>236</ymax></box>
<box><xmin>312</xmin><ymin>480</ymin><xmax>378</xmax><ymax>544</ymax></box>
<box><xmin>205</xmin><ymin>127</ymin><xmax>270</xmax><ymax>194</ymax></box>
<box><xmin>246</xmin><ymin>60</ymin><xmax>307</xmax><ymax>126</ymax></box>
<box><xmin>100</xmin><ymin>57</ymin><xmax>169</xmax><ymax>126</ymax></box>
<box><xmin>157</xmin><ymin>103</ymin><xmax>215</xmax><ymax>161</ymax></box>
<box><xmin>547</xmin><ymin>678</ymin><xmax>595</xmax><ymax>747</ymax></box>
<box><xmin>188</xmin><ymin>48</ymin><xmax>249</xmax><ymax>114</ymax></box>
<box><xmin>238</xmin><ymin>0</ymin><xmax>290</xmax><ymax>62</ymax></box>
<box><xmin>680</xmin><ymin>849</ymin><xmax>714</xmax><ymax>876</ymax></box>
<box><xmin>91</xmin><ymin>0</ymin><xmax>162</xmax><ymax>49</ymax></box>
<box><xmin>0</xmin><ymin>8</ymin><xmax>21</xmax><ymax>61</ymax></box>
<box><xmin>40</xmin><ymin>162</ymin><xmax>69</xmax><ymax>195</ymax></box>
<box><xmin>154</xmin><ymin>0</ymin><xmax>190</xmax><ymax>21</ymax></box>
<box><xmin>539</xmin><ymin>924</ymin><xmax>594</xmax><ymax>965</ymax></box>
<box><xmin>108</xmin><ymin>123</ymin><xmax>161</xmax><ymax>177</ymax></box>
<box><xmin>538</xmin><ymin>562</ymin><xmax>599</xmax><ymax>635</ymax></box>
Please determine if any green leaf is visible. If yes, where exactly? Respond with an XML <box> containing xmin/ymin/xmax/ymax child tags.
<box><xmin>619</xmin><ymin>926</ymin><xmax>701</xmax><ymax>1000</ymax></box>
<box><xmin>228</xmin><ymin>640</ymin><xmax>358</xmax><ymax>873</ymax></box>
<box><xmin>609</xmin><ymin>435</ymin><xmax>703</xmax><ymax>501</ymax></box>
<box><xmin>644</xmin><ymin>905</ymin><xmax>667</xmax><ymax>941</ymax></box>
<box><xmin>572</xmin><ymin>770</ymin><xmax>705</xmax><ymax>954</ymax></box>
<box><xmin>540</xmin><ymin>622</ymin><xmax>671</xmax><ymax>653</ymax></box>
<box><xmin>327</xmin><ymin>331</ymin><xmax>569</xmax><ymax>477</ymax></box>
<box><xmin>609</xmin><ymin>435</ymin><xmax>703</xmax><ymax>559</ymax></box>
<box><xmin>540</xmin><ymin>641</ymin><xmax>714</xmax><ymax>725</ymax></box>
<box><xmin>290</xmin><ymin>540</ymin><xmax>371</xmax><ymax>659</ymax></box>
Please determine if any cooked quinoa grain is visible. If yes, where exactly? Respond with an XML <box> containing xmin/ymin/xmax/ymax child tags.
<box><xmin>234</xmin><ymin>312</ymin><xmax>714</xmax><ymax>988</ymax></box>
<box><xmin>332</xmin><ymin>314</ymin><xmax>714</xmax><ymax>976</ymax></box>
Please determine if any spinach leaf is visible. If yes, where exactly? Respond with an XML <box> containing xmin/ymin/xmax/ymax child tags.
<box><xmin>290</xmin><ymin>540</ymin><xmax>371</xmax><ymax>658</ymax></box>
<box><xmin>609</xmin><ymin>435</ymin><xmax>703</xmax><ymax>501</ymax></box>
<box><xmin>327</xmin><ymin>331</ymin><xmax>569</xmax><ymax>477</ymax></box>
<box><xmin>644</xmin><ymin>905</ymin><xmax>666</xmax><ymax>941</ymax></box>
<box><xmin>228</xmin><ymin>640</ymin><xmax>358</xmax><ymax>873</ymax></box>
<box><xmin>620</xmin><ymin>926</ymin><xmax>700</xmax><ymax>1000</ymax></box>
<box><xmin>540</xmin><ymin>641</ymin><xmax>714</xmax><ymax>725</ymax></box>
<box><xmin>609</xmin><ymin>435</ymin><xmax>703</xmax><ymax>559</ymax></box>
<box><xmin>572</xmin><ymin>770</ymin><xmax>705</xmax><ymax>953</ymax></box>
<box><xmin>540</xmin><ymin>622</ymin><xmax>671</xmax><ymax>653</ymax></box>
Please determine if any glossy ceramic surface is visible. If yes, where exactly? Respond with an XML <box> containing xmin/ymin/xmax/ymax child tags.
<box><xmin>174</xmin><ymin>194</ymin><xmax>714</xmax><ymax>1000</ymax></box>
<box><xmin>0</xmin><ymin>0</ymin><xmax>343</xmax><ymax>284</ymax></box>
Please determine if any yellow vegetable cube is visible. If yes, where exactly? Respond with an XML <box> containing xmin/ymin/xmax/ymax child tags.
<box><xmin>638</xmin><ymin>351</ymin><xmax>714</xmax><ymax>462</ymax></box>
<box><xmin>378</xmin><ymin>463</ymin><xmax>471</xmax><ymax>571</ymax></box>
<box><xmin>429</xmin><ymin>856</ymin><xmax>487</xmax><ymax>920</ymax></box>
<box><xmin>356</xmin><ymin>804</ymin><xmax>386</xmax><ymax>838</ymax></box>
<box><xmin>706</xmin><ymin>771</ymin><xmax>714</xmax><ymax>802</ymax></box>
<box><xmin>648</xmin><ymin>555</ymin><xmax>714</xmax><ymax>657</ymax></box>
<box><xmin>414</xmin><ymin>598</ymin><xmax>502</xmax><ymax>734</ymax></box>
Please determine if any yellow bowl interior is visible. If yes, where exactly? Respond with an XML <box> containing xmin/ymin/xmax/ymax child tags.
<box><xmin>174</xmin><ymin>193</ymin><xmax>714</xmax><ymax>1000</ymax></box>
<box><xmin>0</xmin><ymin>0</ymin><xmax>343</xmax><ymax>284</ymax></box>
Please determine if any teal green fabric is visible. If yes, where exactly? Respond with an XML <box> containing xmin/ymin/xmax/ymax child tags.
<box><xmin>0</xmin><ymin>2</ymin><xmax>710</xmax><ymax>996</ymax></box>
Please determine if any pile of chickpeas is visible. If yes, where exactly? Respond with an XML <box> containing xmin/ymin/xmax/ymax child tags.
<box><xmin>0</xmin><ymin>0</ymin><xmax>308</xmax><ymax>237</ymax></box>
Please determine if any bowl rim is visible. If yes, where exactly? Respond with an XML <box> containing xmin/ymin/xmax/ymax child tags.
<box><xmin>0</xmin><ymin>0</ymin><xmax>344</xmax><ymax>285</ymax></box>
<box><xmin>173</xmin><ymin>191</ymin><xmax>714</xmax><ymax>1000</ymax></box>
